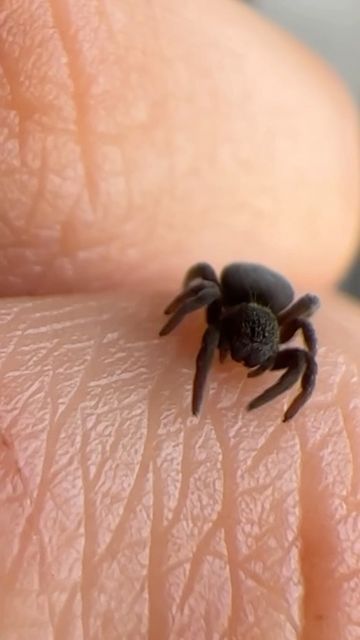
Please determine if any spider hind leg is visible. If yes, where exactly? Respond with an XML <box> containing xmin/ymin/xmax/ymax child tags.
<box><xmin>247</xmin><ymin>348</ymin><xmax>317</xmax><ymax>421</ymax></box>
<box><xmin>280</xmin><ymin>317</ymin><xmax>317</xmax><ymax>355</ymax></box>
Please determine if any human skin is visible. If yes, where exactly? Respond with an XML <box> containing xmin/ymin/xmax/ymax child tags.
<box><xmin>0</xmin><ymin>1</ymin><xmax>360</xmax><ymax>639</ymax></box>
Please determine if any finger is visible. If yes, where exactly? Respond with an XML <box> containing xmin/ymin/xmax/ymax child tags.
<box><xmin>0</xmin><ymin>291</ymin><xmax>359</xmax><ymax>639</ymax></box>
<box><xmin>0</xmin><ymin>0</ymin><xmax>358</xmax><ymax>296</ymax></box>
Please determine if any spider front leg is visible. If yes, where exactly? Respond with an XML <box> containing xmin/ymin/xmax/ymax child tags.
<box><xmin>192</xmin><ymin>325</ymin><xmax>220</xmax><ymax>415</ymax></box>
<box><xmin>247</xmin><ymin>348</ymin><xmax>317</xmax><ymax>421</ymax></box>
<box><xmin>159</xmin><ymin>269</ymin><xmax>221</xmax><ymax>336</ymax></box>
<box><xmin>183</xmin><ymin>262</ymin><xmax>219</xmax><ymax>288</ymax></box>
<box><xmin>278</xmin><ymin>293</ymin><xmax>320</xmax><ymax>324</ymax></box>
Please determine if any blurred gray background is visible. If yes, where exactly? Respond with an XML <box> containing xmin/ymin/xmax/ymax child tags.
<box><xmin>249</xmin><ymin>0</ymin><xmax>360</xmax><ymax>297</ymax></box>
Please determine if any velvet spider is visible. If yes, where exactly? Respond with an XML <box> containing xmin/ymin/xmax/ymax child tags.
<box><xmin>159</xmin><ymin>262</ymin><xmax>319</xmax><ymax>422</ymax></box>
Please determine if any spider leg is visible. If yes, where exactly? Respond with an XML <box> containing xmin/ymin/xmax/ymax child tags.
<box><xmin>278</xmin><ymin>294</ymin><xmax>320</xmax><ymax>325</ymax></box>
<box><xmin>280</xmin><ymin>318</ymin><xmax>317</xmax><ymax>355</ymax></box>
<box><xmin>159</xmin><ymin>284</ymin><xmax>221</xmax><ymax>336</ymax></box>
<box><xmin>183</xmin><ymin>262</ymin><xmax>219</xmax><ymax>287</ymax></box>
<box><xmin>163</xmin><ymin>263</ymin><xmax>219</xmax><ymax>316</ymax></box>
<box><xmin>282</xmin><ymin>352</ymin><xmax>317</xmax><ymax>422</ymax></box>
<box><xmin>163</xmin><ymin>280</ymin><xmax>216</xmax><ymax>315</ymax></box>
<box><xmin>247</xmin><ymin>348</ymin><xmax>317</xmax><ymax>421</ymax></box>
<box><xmin>192</xmin><ymin>325</ymin><xmax>220</xmax><ymax>415</ymax></box>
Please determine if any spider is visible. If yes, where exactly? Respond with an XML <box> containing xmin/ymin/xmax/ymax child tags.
<box><xmin>159</xmin><ymin>262</ymin><xmax>320</xmax><ymax>422</ymax></box>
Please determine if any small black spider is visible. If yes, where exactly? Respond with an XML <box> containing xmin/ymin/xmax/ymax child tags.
<box><xmin>159</xmin><ymin>262</ymin><xmax>320</xmax><ymax>422</ymax></box>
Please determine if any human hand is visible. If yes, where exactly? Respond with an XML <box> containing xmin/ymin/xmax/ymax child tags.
<box><xmin>0</xmin><ymin>1</ymin><xmax>359</xmax><ymax>639</ymax></box>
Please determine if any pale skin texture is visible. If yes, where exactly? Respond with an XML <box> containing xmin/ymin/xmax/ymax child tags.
<box><xmin>0</xmin><ymin>1</ymin><xmax>360</xmax><ymax>639</ymax></box>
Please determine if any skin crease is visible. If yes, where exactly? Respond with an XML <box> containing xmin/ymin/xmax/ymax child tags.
<box><xmin>0</xmin><ymin>1</ymin><xmax>359</xmax><ymax>639</ymax></box>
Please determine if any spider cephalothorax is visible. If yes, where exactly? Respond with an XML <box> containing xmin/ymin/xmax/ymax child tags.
<box><xmin>159</xmin><ymin>262</ymin><xmax>319</xmax><ymax>422</ymax></box>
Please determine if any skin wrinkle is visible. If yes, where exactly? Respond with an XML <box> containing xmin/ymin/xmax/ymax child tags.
<box><xmin>177</xmin><ymin>515</ymin><xmax>222</xmax><ymax>614</ymax></box>
<box><xmin>298</xmin><ymin>363</ymin><xmax>360</xmax><ymax>638</ymax></box>
<box><xmin>161</xmin><ymin>424</ymin><xmax>198</xmax><ymax>535</ymax></box>
<box><xmin>142</xmin><ymin>370</ymin><xmax>174</xmax><ymax>640</ymax></box>
<box><xmin>47</xmin><ymin>0</ymin><xmax>99</xmax><ymax>215</ymax></box>
<box><xmin>54</xmin><ymin>581</ymin><xmax>83</xmax><ymax>639</ymax></box>
<box><xmin>25</xmin><ymin>140</ymin><xmax>49</xmax><ymax>228</ymax></box>
<box><xmin>0</xmin><ymin>30</ymin><xmax>32</xmax><ymax>162</ymax></box>
<box><xmin>337</xmin><ymin>366</ymin><xmax>360</xmax><ymax>501</ymax></box>
<box><xmin>54</xmin><ymin>0</ymin><xmax>170</xmax><ymax>255</ymax></box>
<box><xmin>211</xmin><ymin>404</ymin><xmax>251</xmax><ymax>639</ymax></box>
<box><xmin>0</xmin><ymin>302</ymin><xmax>97</xmax><ymax>635</ymax></box>
<box><xmin>4</xmin><ymin>341</ymin><xmax>94</xmax><ymax>613</ymax></box>
<box><xmin>156</xmin><ymin>416</ymin><xmax>224</xmax><ymax>621</ymax></box>
<box><xmin>147</xmin><ymin>461</ymin><xmax>168</xmax><ymax>640</ymax></box>
<box><xmin>0</xmin><ymin>1</ymin><xmax>109</xmax><ymax>289</ymax></box>
<box><xmin>146</xmin><ymin>361</ymin><xmax>227</xmax><ymax>637</ymax></box>
<box><xmin>186</xmin><ymin>392</ymin><xmax>300</xmax><ymax>637</ymax></box>
<box><xmin>0</xmin><ymin>1</ymin><xmax>77</xmax><ymax>194</ymax></box>
<box><xmin>78</xmin><ymin>353</ymin><xmax>102</xmax><ymax>640</ymax></box>
<box><xmin>241</xmin><ymin>416</ymin><xmax>288</xmax><ymax>475</ymax></box>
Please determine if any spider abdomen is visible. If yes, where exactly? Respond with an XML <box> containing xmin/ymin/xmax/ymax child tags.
<box><xmin>221</xmin><ymin>263</ymin><xmax>294</xmax><ymax>312</ymax></box>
